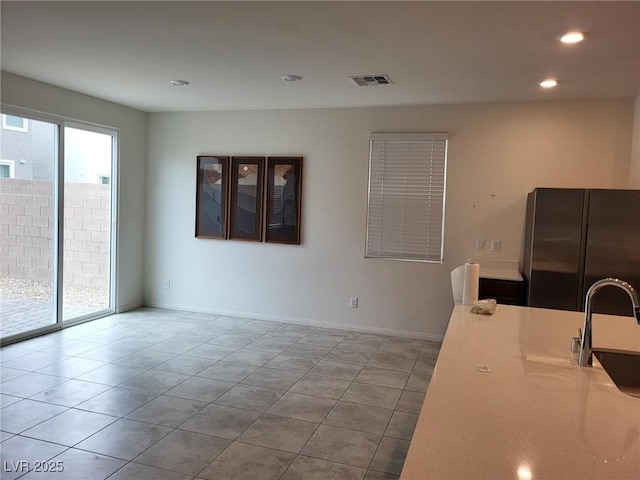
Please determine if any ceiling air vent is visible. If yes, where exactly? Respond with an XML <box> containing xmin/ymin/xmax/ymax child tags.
<box><xmin>349</xmin><ymin>75</ymin><xmax>393</xmax><ymax>87</ymax></box>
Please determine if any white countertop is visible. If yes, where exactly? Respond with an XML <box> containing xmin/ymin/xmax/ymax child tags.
<box><xmin>470</xmin><ymin>259</ymin><xmax>524</xmax><ymax>281</ymax></box>
<box><xmin>479</xmin><ymin>267</ymin><xmax>523</xmax><ymax>281</ymax></box>
<box><xmin>401</xmin><ymin>305</ymin><xmax>640</xmax><ymax>480</ymax></box>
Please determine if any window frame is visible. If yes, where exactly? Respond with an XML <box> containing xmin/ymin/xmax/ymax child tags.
<box><xmin>2</xmin><ymin>114</ymin><xmax>28</xmax><ymax>132</ymax></box>
<box><xmin>0</xmin><ymin>159</ymin><xmax>16</xmax><ymax>178</ymax></box>
<box><xmin>365</xmin><ymin>132</ymin><xmax>448</xmax><ymax>263</ymax></box>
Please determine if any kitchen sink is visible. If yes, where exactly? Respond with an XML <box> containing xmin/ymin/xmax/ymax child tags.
<box><xmin>593</xmin><ymin>350</ymin><xmax>640</xmax><ymax>399</ymax></box>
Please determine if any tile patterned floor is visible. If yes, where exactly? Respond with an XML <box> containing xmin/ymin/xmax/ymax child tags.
<box><xmin>0</xmin><ymin>308</ymin><xmax>440</xmax><ymax>480</ymax></box>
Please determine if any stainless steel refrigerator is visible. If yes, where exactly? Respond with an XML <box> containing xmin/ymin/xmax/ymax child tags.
<box><xmin>523</xmin><ymin>188</ymin><xmax>640</xmax><ymax>316</ymax></box>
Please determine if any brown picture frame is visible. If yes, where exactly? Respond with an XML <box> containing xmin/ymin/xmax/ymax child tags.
<box><xmin>228</xmin><ymin>156</ymin><xmax>265</xmax><ymax>241</ymax></box>
<box><xmin>195</xmin><ymin>156</ymin><xmax>229</xmax><ymax>239</ymax></box>
<box><xmin>265</xmin><ymin>157</ymin><xmax>303</xmax><ymax>244</ymax></box>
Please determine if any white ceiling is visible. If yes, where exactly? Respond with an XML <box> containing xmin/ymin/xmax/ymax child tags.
<box><xmin>2</xmin><ymin>1</ymin><xmax>638</xmax><ymax>113</ymax></box>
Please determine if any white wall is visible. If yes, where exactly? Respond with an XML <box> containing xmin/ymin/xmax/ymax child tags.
<box><xmin>146</xmin><ymin>99</ymin><xmax>634</xmax><ymax>339</ymax></box>
<box><xmin>1</xmin><ymin>72</ymin><xmax>147</xmax><ymax>312</ymax></box>
<box><xmin>630</xmin><ymin>96</ymin><xmax>640</xmax><ymax>189</ymax></box>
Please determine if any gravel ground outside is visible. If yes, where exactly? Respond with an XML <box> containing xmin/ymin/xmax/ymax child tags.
<box><xmin>0</xmin><ymin>276</ymin><xmax>108</xmax><ymax>306</ymax></box>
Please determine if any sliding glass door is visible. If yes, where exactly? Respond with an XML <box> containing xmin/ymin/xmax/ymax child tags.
<box><xmin>0</xmin><ymin>112</ymin><xmax>117</xmax><ymax>343</ymax></box>
<box><xmin>0</xmin><ymin>115</ymin><xmax>58</xmax><ymax>338</ymax></box>
<box><xmin>63</xmin><ymin>126</ymin><xmax>114</xmax><ymax>322</ymax></box>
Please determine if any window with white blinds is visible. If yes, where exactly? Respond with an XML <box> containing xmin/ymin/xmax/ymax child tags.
<box><xmin>366</xmin><ymin>133</ymin><xmax>448</xmax><ymax>262</ymax></box>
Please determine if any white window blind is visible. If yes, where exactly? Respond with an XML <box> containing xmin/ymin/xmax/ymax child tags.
<box><xmin>366</xmin><ymin>133</ymin><xmax>448</xmax><ymax>262</ymax></box>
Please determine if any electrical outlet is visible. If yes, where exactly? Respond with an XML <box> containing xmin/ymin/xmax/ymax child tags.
<box><xmin>349</xmin><ymin>297</ymin><xmax>358</xmax><ymax>308</ymax></box>
<box><xmin>164</xmin><ymin>280</ymin><xmax>171</xmax><ymax>289</ymax></box>
<box><xmin>476</xmin><ymin>239</ymin><xmax>485</xmax><ymax>251</ymax></box>
<box><xmin>491</xmin><ymin>240</ymin><xmax>501</xmax><ymax>252</ymax></box>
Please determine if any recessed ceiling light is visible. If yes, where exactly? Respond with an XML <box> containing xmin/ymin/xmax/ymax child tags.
<box><xmin>281</xmin><ymin>74</ymin><xmax>303</xmax><ymax>82</ymax></box>
<box><xmin>539</xmin><ymin>79</ymin><xmax>558</xmax><ymax>88</ymax></box>
<box><xmin>517</xmin><ymin>466</ymin><xmax>533</xmax><ymax>480</ymax></box>
<box><xmin>560</xmin><ymin>31</ymin><xmax>586</xmax><ymax>44</ymax></box>
<box><xmin>169</xmin><ymin>79</ymin><xmax>190</xmax><ymax>87</ymax></box>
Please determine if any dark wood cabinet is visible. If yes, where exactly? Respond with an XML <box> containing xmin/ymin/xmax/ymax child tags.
<box><xmin>479</xmin><ymin>278</ymin><xmax>525</xmax><ymax>306</ymax></box>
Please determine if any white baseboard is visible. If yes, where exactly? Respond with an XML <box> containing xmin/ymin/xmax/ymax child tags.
<box><xmin>144</xmin><ymin>301</ymin><xmax>444</xmax><ymax>342</ymax></box>
<box><xmin>116</xmin><ymin>302</ymin><xmax>143</xmax><ymax>314</ymax></box>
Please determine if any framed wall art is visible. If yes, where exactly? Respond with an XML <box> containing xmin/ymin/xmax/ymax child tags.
<box><xmin>228</xmin><ymin>156</ymin><xmax>265</xmax><ymax>241</ymax></box>
<box><xmin>195</xmin><ymin>156</ymin><xmax>229</xmax><ymax>239</ymax></box>
<box><xmin>265</xmin><ymin>157</ymin><xmax>303</xmax><ymax>244</ymax></box>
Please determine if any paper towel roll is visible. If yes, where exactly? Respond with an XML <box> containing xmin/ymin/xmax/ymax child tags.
<box><xmin>462</xmin><ymin>263</ymin><xmax>480</xmax><ymax>306</ymax></box>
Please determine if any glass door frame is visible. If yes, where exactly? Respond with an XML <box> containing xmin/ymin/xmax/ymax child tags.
<box><xmin>0</xmin><ymin>105</ymin><xmax>118</xmax><ymax>345</ymax></box>
<box><xmin>62</xmin><ymin>121</ymin><xmax>118</xmax><ymax>327</ymax></box>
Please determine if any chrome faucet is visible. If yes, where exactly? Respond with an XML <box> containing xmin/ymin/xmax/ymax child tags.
<box><xmin>578</xmin><ymin>278</ymin><xmax>640</xmax><ymax>367</ymax></box>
